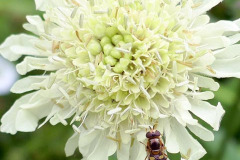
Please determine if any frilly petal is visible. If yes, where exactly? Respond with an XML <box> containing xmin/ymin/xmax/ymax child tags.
<box><xmin>117</xmin><ymin>142</ymin><xmax>131</xmax><ymax>160</ymax></box>
<box><xmin>1</xmin><ymin>91</ymin><xmax>54</xmax><ymax>134</ymax></box>
<box><xmin>189</xmin><ymin>99</ymin><xmax>225</xmax><ymax>131</ymax></box>
<box><xmin>79</xmin><ymin>129</ymin><xmax>117</xmax><ymax>160</ymax></box>
<box><xmin>0</xmin><ymin>34</ymin><xmax>41</xmax><ymax>61</ymax></box>
<box><xmin>171</xmin><ymin>119</ymin><xmax>207</xmax><ymax>160</ymax></box>
<box><xmin>34</xmin><ymin>0</ymin><xmax>67</xmax><ymax>11</ymax></box>
<box><xmin>65</xmin><ymin>133</ymin><xmax>79</xmax><ymax>157</ymax></box>
<box><xmin>187</xmin><ymin>123</ymin><xmax>214</xmax><ymax>141</ymax></box>
<box><xmin>11</xmin><ymin>76</ymin><xmax>47</xmax><ymax>93</ymax></box>
<box><xmin>192</xmin><ymin>0</ymin><xmax>223</xmax><ymax>17</ymax></box>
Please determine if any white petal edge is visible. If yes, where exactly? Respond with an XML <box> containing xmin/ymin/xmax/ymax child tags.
<box><xmin>187</xmin><ymin>123</ymin><xmax>214</xmax><ymax>141</ymax></box>
<box><xmin>192</xmin><ymin>0</ymin><xmax>223</xmax><ymax>17</ymax></box>
<box><xmin>171</xmin><ymin>118</ymin><xmax>207</xmax><ymax>160</ymax></box>
<box><xmin>65</xmin><ymin>133</ymin><xmax>79</xmax><ymax>157</ymax></box>
<box><xmin>11</xmin><ymin>76</ymin><xmax>47</xmax><ymax>93</ymax></box>
<box><xmin>189</xmin><ymin>99</ymin><xmax>225</xmax><ymax>131</ymax></box>
<box><xmin>0</xmin><ymin>34</ymin><xmax>40</xmax><ymax>61</ymax></box>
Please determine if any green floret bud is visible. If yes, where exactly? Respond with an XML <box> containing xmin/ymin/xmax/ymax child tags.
<box><xmin>110</xmin><ymin>48</ymin><xmax>122</xmax><ymax>59</ymax></box>
<box><xmin>105</xmin><ymin>56</ymin><xmax>117</xmax><ymax>66</ymax></box>
<box><xmin>119</xmin><ymin>58</ymin><xmax>130</xmax><ymax>67</ymax></box>
<box><xmin>103</xmin><ymin>44</ymin><xmax>114</xmax><ymax>56</ymax></box>
<box><xmin>117</xmin><ymin>41</ymin><xmax>126</xmax><ymax>47</ymax></box>
<box><xmin>113</xmin><ymin>63</ymin><xmax>124</xmax><ymax>73</ymax></box>
<box><xmin>87</xmin><ymin>39</ymin><xmax>102</xmax><ymax>56</ymax></box>
<box><xmin>100</xmin><ymin>36</ymin><xmax>111</xmax><ymax>47</ymax></box>
<box><xmin>124</xmin><ymin>35</ymin><xmax>134</xmax><ymax>43</ymax></box>
<box><xmin>94</xmin><ymin>24</ymin><xmax>106</xmax><ymax>38</ymax></box>
<box><xmin>112</xmin><ymin>34</ymin><xmax>124</xmax><ymax>45</ymax></box>
<box><xmin>106</xmin><ymin>26</ymin><xmax>118</xmax><ymax>38</ymax></box>
<box><xmin>113</xmin><ymin>58</ymin><xmax>130</xmax><ymax>73</ymax></box>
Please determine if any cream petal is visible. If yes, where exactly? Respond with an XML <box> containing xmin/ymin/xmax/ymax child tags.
<box><xmin>186</xmin><ymin>91</ymin><xmax>214</xmax><ymax>100</ymax></box>
<box><xmin>196</xmin><ymin>20</ymin><xmax>239</xmax><ymax>38</ymax></box>
<box><xmin>81</xmin><ymin>130</ymin><xmax>117</xmax><ymax>160</ymax></box>
<box><xmin>0</xmin><ymin>34</ymin><xmax>42</xmax><ymax>61</ymax></box>
<box><xmin>199</xmin><ymin>36</ymin><xmax>230</xmax><ymax>50</ymax></box>
<box><xmin>65</xmin><ymin>133</ymin><xmax>79</xmax><ymax>157</ymax></box>
<box><xmin>119</xmin><ymin>121</ymin><xmax>131</xmax><ymax>144</ymax></box>
<box><xmin>23</xmin><ymin>15</ymin><xmax>45</xmax><ymax>35</ymax></box>
<box><xmin>15</xmin><ymin>109</ymin><xmax>38</xmax><ymax>132</ymax></box>
<box><xmin>193</xmin><ymin>52</ymin><xmax>215</xmax><ymax>67</ymax></box>
<box><xmin>189</xmin><ymin>73</ymin><xmax>219</xmax><ymax>91</ymax></box>
<box><xmin>164</xmin><ymin>118</ymin><xmax>180</xmax><ymax>153</ymax></box>
<box><xmin>34</xmin><ymin>0</ymin><xmax>67</xmax><ymax>11</ymax></box>
<box><xmin>229</xmin><ymin>33</ymin><xmax>240</xmax><ymax>45</ymax></box>
<box><xmin>79</xmin><ymin>129</ymin><xmax>100</xmax><ymax>156</ymax></box>
<box><xmin>38</xmin><ymin>104</ymin><xmax>62</xmax><ymax>128</ymax></box>
<box><xmin>0</xmin><ymin>92</ymin><xmax>36</xmax><ymax>134</ymax></box>
<box><xmin>16</xmin><ymin>57</ymin><xmax>62</xmax><ymax>75</ymax></box>
<box><xmin>192</xmin><ymin>0</ymin><xmax>223</xmax><ymax>17</ymax></box>
<box><xmin>211</xmin><ymin>56</ymin><xmax>240</xmax><ymax>78</ymax></box>
<box><xmin>152</xmin><ymin>77</ymin><xmax>170</xmax><ymax>94</ymax></box>
<box><xmin>136</xmin><ymin>130</ymin><xmax>146</xmax><ymax>142</ymax></box>
<box><xmin>117</xmin><ymin>142</ymin><xmax>131</xmax><ymax>160</ymax></box>
<box><xmin>171</xmin><ymin>119</ymin><xmax>207</xmax><ymax>160</ymax></box>
<box><xmin>1</xmin><ymin>91</ymin><xmax>53</xmax><ymax>134</ymax></box>
<box><xmin>134</xmin><ymin>95</ymin><xmax>150</xmax><ymax>110</ymax></box>
<box><xmin>174</xmin><ymin>95</ymin><xmax>191</xmax><ymax>110</ymax></box>
<box><xmin>189</xmin><ymin>99</ymin><xmax>225</xmax><ymax>131</ymax></box>
<box><xmin>129</xmin><ymin>139</ymin><xmax>146</xmax><ymax>160</ymax></box>
<box><xmin>187</xmin><ymin>124</ymin><xmax>214</xmax><ymax>141</ymax></box>
<box><xmin>209</xmin><ymin>44</ymin><xmax>240</xmax><ymax>78</ymax></box>
<box><xmin>152</xmin><ymin>94</ymin><xmax>169</xmax><ymax>108</ymax></box>
<box><xmin>190</xmin><ymin>15</ymin><xmax>210</xmax><ymax>29</ymax></box>
<box><xmin>214</xmin><ymin>44</ymin><xmax>240</xmax><ymax>59</ymax></box>
<box><xmin>11</xmin><ymin>76</ymin><xmax>48</xmax><ymax>93</ymax></box>
<box><xmin>174</xmin><ymin>107</ymin><xmax>198</xmax><ymax>126</ymax></box>
<box><xmin>50</xmin><ymin>105</ymin><xmax>74</xmax><ymax>126</ymax></box>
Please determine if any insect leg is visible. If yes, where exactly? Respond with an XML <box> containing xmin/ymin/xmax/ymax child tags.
<box><xmin>139</xmin><ymin>141</ymin><xmax>147</xmax><ymax>147</ymax></box>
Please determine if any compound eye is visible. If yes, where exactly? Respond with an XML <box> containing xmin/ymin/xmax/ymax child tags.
<box><xmin>146</xmin><ymin>132</ymin><xmax>153</xmax><ymax>138</ymax></box>
<box><xmin>154</xmin><ymin>130</ymin><xmax>161</xmax><ymax>137</ymax></box>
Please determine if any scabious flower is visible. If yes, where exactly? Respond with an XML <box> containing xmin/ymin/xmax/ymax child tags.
<box><xmin>0</xmin><ymin>0</ymin><xmax>240</xmax><ymax>159</ymax></box>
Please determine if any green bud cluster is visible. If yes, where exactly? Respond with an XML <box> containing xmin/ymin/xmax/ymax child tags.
<box><xmin>89</xmin><ymin>26</ymin><xmax>134</xmax><ymax>73</ymax></box>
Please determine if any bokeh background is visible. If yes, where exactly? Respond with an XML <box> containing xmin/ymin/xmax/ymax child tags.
<box><xmin>0</xmin><ymin>0</ymin><xmax>240</xmax><ymax>160</ymax></box>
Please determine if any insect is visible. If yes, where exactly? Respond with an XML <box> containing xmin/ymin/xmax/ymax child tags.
<box><xmin>141</xmin><ymin>126</ymin><xmax>168</xmax><ymax>160</ymax></box>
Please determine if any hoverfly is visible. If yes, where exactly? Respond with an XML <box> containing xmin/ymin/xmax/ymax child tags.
<box><xmin>141</xmin><ymin>126</ymin><xmax>168</xmax><ymax>160</ymax></box>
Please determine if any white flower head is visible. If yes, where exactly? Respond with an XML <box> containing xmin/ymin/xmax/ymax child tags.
<box><xmin>1</xmin><ymin>0</ymin><xmax>240</xmax><ymax>160</ymax></box>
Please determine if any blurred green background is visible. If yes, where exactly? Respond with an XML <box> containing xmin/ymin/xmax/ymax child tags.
<box><xmin>0</xmin><ymin>0</ymin><xmax>240</xmax><ymax>160</ymax></box>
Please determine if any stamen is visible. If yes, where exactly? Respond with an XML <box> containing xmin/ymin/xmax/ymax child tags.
<box><xmin>57</xmin><ymin>114</ymin><xmax>68</xmax><ymax>126</ymax></box>
<box><xmin>79</xmin><ymin>14</ymin><xmax>84</xmax><ymax>28</ymax></box>
<box><xmin>94</xmin><ymin>10</ymin><xmax>109</xmax><ymax>14</ymax></box>
<box><xmin>176</xmin><ymin>80</ymin><xmax>189</xmax><ymax>87</ymax></box>
<box><xmin>88</xmin><ymin>62</ymin><xmax>95</xmax><ymax>72</ymax></box>
<box><xmin>127</xmin><ymin>76</ymin><xmax>136</xmax><ymax>85</ymax></box>
<box><xmin>115</xmin><ymin>47</ymin><xmax>131</xmax><ymax>53</ymax></box>
<box><xmin>58</xmin><ymin>87</ymin><xmax>70</xmax><ymax>100</ymax></box>
<box><xmin>71</xmin><ymin>7</ymin><xmax>79</xmax><ymax>18</ymax></box>
<box><xmin>72</xmin><ymin>125</ymin><xmax>81</xmax><ymax>133</ymax></box>
<box><xmin>159</xmin><ymin>34</ymin><xmax>173</xmax><ymax>42</ymax></box>
<box><xmin>120</xmin><ymin>106</ymin><xmax>130</xmax><ymax>117</ymax></box>
<box><xmin>156</xmin><ymin>51</ymin><xmax>163</xmax><ymax>64</ymax></box>
<box><xmin>107</xmin><ymin>107</ymin><xmax>122</xmax><ymax>115</ymax></box>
